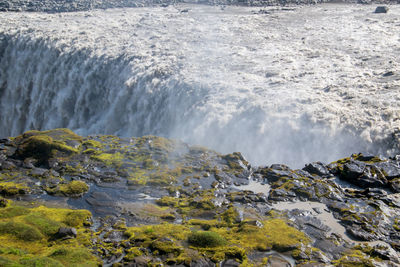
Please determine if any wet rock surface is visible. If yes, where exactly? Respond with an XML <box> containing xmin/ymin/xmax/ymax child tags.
<box><xmin>0</xmin><ymin>129</ymin><xmax>400</xmax><ymax>266</ymax></box>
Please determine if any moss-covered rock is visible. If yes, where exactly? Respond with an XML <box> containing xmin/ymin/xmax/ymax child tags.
<box><xmin>0</xmin><ymin>203</ymin><xmax>100</xmax><ymax>266</ymax></box>
<box><xmin>15</xmin><ymin>129</ymin><xmax>81</xmax><ymax>165</ymax></box>
<box><xmin>0</xmin><ymin>182</ymin><xmax>29</xmax><ymax>196</ymax></box>
<box><xmin>188</xmin><ymin>231</ymin><xmax>227</xmax><ymax>248</ymax></box>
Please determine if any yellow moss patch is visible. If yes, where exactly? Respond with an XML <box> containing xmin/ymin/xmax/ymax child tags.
<box><xmin>332</xmin><ymin>249</ymin><xmax>375</xmax><ymax>267</ymax></box>
<box><xmin>58</xmin><ymin>181</ymin><xmax>89</xmax><ymax>196</ymax></box>
<box><xmin>212</xmin><ymin>219</ymin><xmax>309</xmax><ymax>252</ymax></box>
<box><xmin>81</xmin><ymin>139</ymin><xmax>103</xmax><ymax>149</ymax></box>
<box><xmin>30</xmin><ymin>206</ymin><xmax>92</xmax><ymax>227</ymax></box>
<box><xmin>21</xmin><ymin>128</ymin><xmax>83</xmax><ymax>143</ymax></box>
<box><xmin>126</xmin><ymin>223</ymin><xmax>191</xmax><ymax>242</ymax></box>
<box><xmin>0</xmin><ymin>182</ymin><xmax>29</xmax><ymax>196</ymax></box>
<box><xmin>0</xmin><ymin>204</ymin><xmax>100</xmax><ymax>266</ymax></box>
<box><xmin>91</xmin><ymin>152</ymin><xmax>125</xmax><ymax>166</ymax></box>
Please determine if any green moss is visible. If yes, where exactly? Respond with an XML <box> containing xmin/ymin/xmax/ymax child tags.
<box><xmin>0</xmin><ymin>256</ymin><xmax>17</xmax><ymax>267</ymax></box>
<box><xmin>219</xmin><ymin>206</ymin><xmax>240</xmax><ymax>226</ymax></box>
<box><xmin>188</xmin><ymin>231</ymin><xmax>227</xmax><ymax>248</ymax></box>
<box><xmin>0</xmin><ymin>221</ymin><xmax>43</xmax><ymax>241</ymax></box>
<box><xmin>82</xmin><ymin>148</ymin><xmax>99</xmax><ymax>155</ymax></box>
<box><xmin>0</xmin><ymin>204</ymin><xmax>99</xmax><ymax>267</ymax></box>
<box><xmin>149</xmin><ymin>136</ymin><xmax>176</xmax><ymax>152</ymax></box>
<box><xmin>156</xmin><ymin>196</ymin><xmax>180</xmax><ymax>207</ymax></box>
<box><xmin>222</xmin><ymin>152</ymin><xmax>248</xmax><ymax>175</ymax></box>
<box><xmin>0</xmin><ymin>205</ymin><xmax>30</xmax><ymax>219</ymax></box>
<box><xmin>150</xmin><ymin>240</ymin><xmax>183</xmax><ymax>254</ymax></box>
<box><xmin>127</xmin><ymin>168</ymin><xmax>148</xmax><ymax>185</ymax></box>
<box><xmin>62</xmin><ymin>164</ymin><xmax>86</xmax><ymax>175</ymax></box>
<box><xmin>210</xmin><ymin>246</ymin><xmax>246</xmax><ymax>262</ymax></box>
<box><xmin>17</xmin><ymin>134</ymin><xmax>78</xmax><ymax>163</ymax></box>
<box><xmin>127</xmin><ymin>223</ymin><xmax>191</xmax><ymax>242</ymax></box>
<box><xmin>91</xmin><ymin>152</ymin><xmax>125</xmax><ymax>166</ymax></box>
<box><xmin>211</xmin><ymin>218</ymin><xmax>309</xmax><ymax>252</ymax></box>
<box><xmin>148</xmin><ymin>171</ymin><xmax>176</xmax><ymax>186</ymax></box>
<box><xmin>123</xmin><ymin>247</ymin><xmax>143</xmax><ymax>261</ymax></box>
<box><xmin>49</xmin><ymin>247</ymin><xmax>99</xmax><ymax>266</ymax></box>
<box><xmin>63</xmin><ymin>210</ymin><xmax>92</xmax><ymax>227</ymax></box>
<box><xmin>333</xmin><ymin>249</ymin><xmax>375</xmax><ymax>267</ymax></box>
<box><xmin>394</xmin><ymin>219</ymin><xmax>400</xmax><ymax>231</ymax></box>
<box><xmin>81</xmin><ymin>139</ymin><xmax>103</xmax><ymax>149</ymax></box>
<box><xmin>57</xmin><ymin>180</ymin><xmax>89</xmax><ymax>196</ymax></box>
<box><xmin>23</xmin><ymin>213</ymin><xmax>62</xmax><ymax>236</ymax></box>
<box><xmin>19</xmin><ymin>256</ymin><xmax>64</xmax><ymax>267</ymax></box>
<box><xmin>187</xmin><ymin>219</ymin><xmax>225</xmax><ymax>230</ymax></box>
<box><xmin>0</xmin><ymin>182</ymin><xmax>29</xmax><ymax>196</ymax></box>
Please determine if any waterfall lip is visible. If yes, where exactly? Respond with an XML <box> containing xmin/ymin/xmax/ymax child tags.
<box><xmin>1</xmin><ymin>4</ymin><xmax>400</xmax><ymax>167</ymax></box>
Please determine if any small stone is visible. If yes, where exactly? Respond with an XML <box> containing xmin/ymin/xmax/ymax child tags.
<box><xmin>313</xmin><ymin>207</ymin><xmax>323</xmax><ymax>214</ymax></box>
<box><xmin>374</xmin><ymin>6</ymin><xmax>388</xmax><ymax>13</ymax></box>
<box><xmin>0</xmin><ymin>197</ymin><xmax>8</xmax><ymax>207</ymax></box>
<box><xmin>222</xmin><ymin>259</ymin><xmax>240</xmax><ymax>267</ymax></box>
<box><xmin>383</xmin><ymin>71</ymin><xmax>394</xmax><ymax>77</ymax></box>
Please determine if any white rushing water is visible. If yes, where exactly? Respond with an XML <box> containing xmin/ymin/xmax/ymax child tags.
<box><xmin>0</xmin><ymin>4</ymin><xmax>400</xmax><ymax>168</ymax></box>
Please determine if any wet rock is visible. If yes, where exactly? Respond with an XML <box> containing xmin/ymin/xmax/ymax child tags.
<box><xmin>346</xmin><ymin>227</ymin><xmax>375</xmax><ymax>241</ymax></box>
<box><xmin>374</xmin><ymin>6</ymin><xmax>388</xmax><ymax>13</ymax></box>
<box><xmin>86</xmin><ymin>191</ymin><xmax>119</xmax><ymax>215</ymax></box>
<box><xmin>190</xmin><ymin>258</ymin><xmax>215</xmax><ymax>267</ymax></box>
<box><xmin>56</xmin><ymin>227</ymin><xmax>77</xmax><ymax>239</ymax></box>
<box><xmin>313</xmin><ymin>207</ymin><xmax>323</xmax><ymax>214</ymax></box>
<box><xmin>0</xmin><ymin>160</ymin><xmax>16</xmax><ymax>170</ymax></box>
<box><xmin>266</xmin><ymin>254</ymin><xmax>291</xmax><ymax>267</ymax></box>
<box><xmin>375</xmin><ymin>161</ymin><xmax>400</xmax><ymax>179</ymax></box>
<box><xmin>371</xmin><ymin>243</ymin><xmax>400</xmax><ymax>263</ymax></box>
<box><xmin>313</xmin><ymin>239</ymin><xmax>347</xmax><ymax>260</ymax></box>
<box><xmin>0</xmin><ymin>138</ymin><xmax>10</xmax><ymax>144</ymax></box>
<box><xmin>256</xmin><ymin>164</ymin><xmax>294</xmax><ymax>183</ymax></box>
<box><xmin>268</xmin><ymin>188</ymin><xmax>296</xmax><ymax>201</ymax></box>
<box><xmin>126</xmin><ymin>255</ymin><xmax>151</xmax><ymax>266</ymax></box>
<box><xmin>23</xmin><ymin>157</ymin><xmax>37</xmax><ymax>168</ymax></box>
<box><xmin>222</xmin><ymin>259</ymin><xmax>240</xmax><ymax>267</ymax></box>
<box><xmin>390</xmin><ymin>179</ymin><xmax>400</xmax><ymax>193</ymax></box>
<box><xmin>30</xmin><ymin>167</ymin><xmax>48</xmax><ymax>176</ymax></box>
<box><xmin>303</xmin><ymin>162</ymin><xmax>330</xmax><ymax>177</ymax></box>
<box><xmin>339</xmin><ymin>161</ymin><xmax>388</xmax><ymax>188</ymax></box>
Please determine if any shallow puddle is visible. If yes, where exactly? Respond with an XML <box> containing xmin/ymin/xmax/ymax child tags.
<box><xmin>233</xmin><ymin>179</ymin><xmax>271</xmax><ymax>195</ymax></box>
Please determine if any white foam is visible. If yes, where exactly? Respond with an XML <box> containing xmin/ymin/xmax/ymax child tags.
<box><xmin>1</xmin><ymin>4</ymin><xmax>399</xmax><ymax>168</ymax></box>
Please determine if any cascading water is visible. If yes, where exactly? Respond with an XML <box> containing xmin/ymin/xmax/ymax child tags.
<box><xmin>1</xmin><ymin>4</ymin><xmax>400</xmax><ymax>168</ymax></box>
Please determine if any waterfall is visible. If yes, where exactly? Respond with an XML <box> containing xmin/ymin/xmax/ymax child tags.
<box><xmin>1</xmin><ymin>5</ymin><xmax>399</xmax><ymax>167</ymax></box>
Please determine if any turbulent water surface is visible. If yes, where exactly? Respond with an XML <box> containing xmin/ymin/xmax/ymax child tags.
<box><xmin>0</xmin><ymin>4</ymin><xmax>400</xmax><ymax>167</ymax></box>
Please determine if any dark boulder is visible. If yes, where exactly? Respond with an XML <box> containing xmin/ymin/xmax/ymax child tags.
<box><xmin>375</xmin><ymin>161</ymin><xmax>400</xmax><ymax>180</ymax></box>
<box><xmin>371</xmin><ymin>243</ymin><xmax>400</xmax><ymax>263</ymax></box>
<box><xmin>339</xmin><ymin>161</ymin><xmax>388</xmax><ymax>188</ymax></box>
<box><xmin>303</xmin><ymin>162</ymin><xmax>330</xmax><ymax>177</ymax></box>
<box><xmin>374</xmin><ymin>6</ymin><xmax>388</xmax><ymax>13</ymax></box>
<box><xmin>56</xmin><ymin>227</ymin><xmax>77</xmax><ymax>239</ymax></box>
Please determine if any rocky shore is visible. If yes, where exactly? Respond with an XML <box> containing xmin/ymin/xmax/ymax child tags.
<box><xmin>0</xmin><ymin>0</ymin><xmax>398</xmax><ymax>12</ymax></box>
<box><xmin>0</xmin><ymin>128</ymin><xmax>399</xmax><ymax>266</ymax></box>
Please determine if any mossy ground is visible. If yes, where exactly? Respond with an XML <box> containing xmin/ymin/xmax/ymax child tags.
<box><xmin>121</xmin><ymin>208</ymin><xmax>311</xmax><ymax>265</ymax></box>
<box><xmin>0</xmin><ymin>202</ymin><xmax>99</xmax><ymax>267</ymax></box>
<box><xmin>2</xmin><ymin>129</ymin><xmax>398</xmax><ymax>266</ymax></box>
